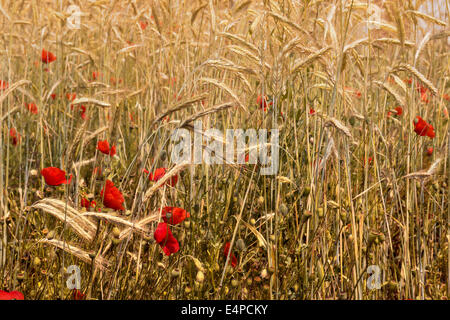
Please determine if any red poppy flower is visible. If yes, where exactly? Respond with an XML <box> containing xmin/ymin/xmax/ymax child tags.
<box><xmin>388</xmin><ymin>106</ymin><xmax>403</xmax><ymax>117</ymax></box>
<box><xmin>93</xmin><ymin>167</ymin><xmax>102</xmax><ymax>176</ymax></box>
<box><xmin>344</xmin><ymin>86</ymin><xmax>361</xmax><ymax>98</ymax></box>
<box><xmin>110</xmin><ymin>77</ymin><xmax>122</xmax><ymax>85</ymax></box>
<box><xmin>404</xmin><ymin>78</ymin><xmax>413</xmax><ymax>85</ymax></box>
<box><xmin>309</xmin><ymin>108</ymin><xmax>316</xmax><ymax>115</ymax></box>
<box><xmin>245</xmin><ymin>153</ymin><xmax>250</xmax><ymax>163</ymax></box>
<box><xmin>50</xmin><ymin>93</ymin><xmax>57</xmax><ymax>100</ymax></box>
<box><xmin>443</xmin><ymin>93</ymin><xmax>450</xmax><ymax>101</ymax></box>
<box><xmin>25</xmin><ymin>103</ymin><xmax>38</xmax><ymax>114</ymax></box>
<box><xmin>413</xmin><ymin>116</ymin><xmax>435</xmax><ymax>139</ymax></box>
<box><xmin>426</xmin><ymin>147</ymin><xmax>433</xmax><ymax>156</ymax></box>
<box><xmin>0</xmin><ymin>80</ymin><xmax>9</xmax><ymax>90</ymax></box>
<box><xmin>97</xmin><ymin>140</ymin><xmax>116</xmax><ymax>157</ymax></box>
<box><xmin>146</xmin><ymin>167</ymin><xmax>178</xmax><ymax>187</ymax></box>
<box><xmin>257</xmin><ymin>95</ymin><xmax>272</xmax><ymax>111</ymax></box>
<box><xmin>10</xmin><ymin>128</ymin><xmax>20</xmax><ymax>146</ymax></box>
<box><xmin>0</xmin><ymin>290</ymin><xmax>24</xmax><ymax>300</ymax></box>
<box><xmin>223</xmin><ymin>242</ymin><xmax>238</xmax><ymax>268</ymax></box>
<box><xmin>416</xmin><ymin>84</ymin><xmax>429</xmax><ymax>103</ymax></box>
<box><xmin>79</xmin><ymin>105</ymin><xmax>87</xmax><ymax>120</ymax></box>
<box><xmin>41</xmin><ymin>167</ymin><xmax>73</xmax><ymax>186</ymax></box>
<box><xmin>81</xmin><ymin>198</ymin><xmax>91</xmax><ymax>209</ymax></box>
<box><xmin>154</xmin><ymin>222</ymin><xmax>179</xmax><ymax>256</ymax></box>
<box><xmin>161</xmin><ymin>207</ymin><xmax>190</xmax><ymax>225</ymax></box>
<box><xmin>140</xmin><ymin>21</ymin><xmax>148</xmax><ymax>30</ymax></box>
<box><xmin>100</xmin><ymin>180</ymin><xmax>125</xmax><ymax>211</ymax></box>
<box><xmin>72</xmin><ymin>289</ymin><xmax>85</xmax><ymax>300</ymax></box>
<box><xmin>92</xmin><ymin>71</ymin><xmax>101</xmax><ymax>81</ymax></box>
<box><xmin>66</xmin><ymin>93</ymin><xmax>77</xmax><ymax>101</ymax></box>
<box><xmin>41</xmin><ymin>49</ymin><xmax>56</xmax><ymax>64</ymax></box>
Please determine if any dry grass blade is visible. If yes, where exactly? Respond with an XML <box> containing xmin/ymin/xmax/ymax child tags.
<box><xmin>374</xmin><ymin>80</ymin><xmax>406</xmax><ymax>107</ymax></box>
<box><xmin>393</xmin><ymin>63</ymin><xmax>438</xmax><ymax>95</ymax></box>
<box><xmin>142</xmin><ymin>162</ymin><xmax>190</xmax><ymax>202</ymax></box>
<box><xmin>403</xmin><ymin>158</ymin><xmax>443</xmax><ymax>180</ymax></box>
<box><xmin>71</xmin><ymin>97</ymin><xmax>111</xmax><ymax>108</ymax></box>
<box><xmin>241</xmin><ymin>219</ymin><xmax>267</xmax><ymax>249</ymax></box>
<box><xmin>151</xmin><ymin>92</ymin><xmax>208</xmax><ymax>127</ymax></box>
<box><xmin>406</xmin><ymin>10</ymin><xmax>447</xmax><ymax>27</ymax></box>
<box><xmin>82</xmin><ymin>126</ymin><xmax>109</xmax><ymax>147</ymax></box>
<box><xmin>199</xmin><ymin>78</ymin><xmax>246</xmax><ymax>111</ymax></box>
<box><xmin>39</xmin><ymin>238</ymin><xmax>110</xmax><ymax>271</ymax></box>
<box><xmin>118</xmin><ymin>213</ymin><xmax>159</xmax><ymax>240</ymax></box>
<box><xmin>218</xmin><ymin>32</ymin><xmax>259</xmax><ymax>53</ymax></box>
<box><xmin>191</xmin><ymin>3</ymin><xmax>207</xmax><ymax>25</ymax></box>
<box><xmin>0</xmin><ymin>80</ymin><xmax>31</xmax><ymax>105</ymax></box>
<box><xmin>179</xmin><ymin>101</ymin><xmax>235</xmax><ymax>128</ymax></box>
<box><xmin>291</xmin><ymin>47</ymin><xmax>331</xmax><ymax>73</ymax></box>
<box><xmin>323</xmin><ymin>116</ymin><xmax>353</xmax><ymax>141</ymax></box>
<box><xmin>80</xmin><ymin>212</ymin><xmax>152</xmax><ymax>235</ymax></box>
<box><xmin>203</xmin><ymin>58</ymin><xmax>256</xmax><ymax>75</ymax></box>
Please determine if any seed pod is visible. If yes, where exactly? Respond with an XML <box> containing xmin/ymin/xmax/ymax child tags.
<box><xmin>339</xmin><ymin>211</ymin><xmax>347</xmax><ymax>223</ymax></box>
<box><xmin>231</xmin><ymin>279</ymin><xmax>239</xmax><ymax>287</ymax></box>
<box><xmin>250</xmin><ymin>218</ymin><xmax>256</xmax><ymax>226</ymax></box>
<box><xmin>196</xmin><ymin>270</ymin><xmax>205</xmax><ymax>282</ymax></box>
<box><xmin>236</xmin><ymin>238</ymin><xmax>246</xmax><ymax>251</ymax></box>
<box><xmin>171</xmin><ymin>268</ymin><xmax>181</xmax><ymax>277</ymax></box>
<box><xmin>280</xmin><ymin>203</ymin><xmax>288</xmax><ymax>215</ymax></box>
<box><xmin>301</xmin><ymin>211</ymin><xmax>312</xmax><ymax>223</ymax></box>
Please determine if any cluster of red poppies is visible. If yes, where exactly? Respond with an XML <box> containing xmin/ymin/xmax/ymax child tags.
<box><xmin>40</xmin><ymin>152</ymin><xmax>187</xmax><ymax>257</ymax></box>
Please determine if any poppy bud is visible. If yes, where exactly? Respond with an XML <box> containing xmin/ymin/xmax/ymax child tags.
<box><xmin>246</xmin><ymin>277</ymin><xmax>253</xmax><ymax>286</ymax></box>
<box><xmin>250</xmin><ymin>218</ymin><xmax>256</xmax><ymax>225</ymax></box>
<box><xmin>231</xmin><ymin>279</ymin><xmax>239</xmax><ymax>287</ymax></box>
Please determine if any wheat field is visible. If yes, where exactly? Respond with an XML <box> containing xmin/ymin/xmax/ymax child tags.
<box><xmin>0</xmin><ymin>0</ymin><xmax>449</xmax><ymax>300</ymax></box>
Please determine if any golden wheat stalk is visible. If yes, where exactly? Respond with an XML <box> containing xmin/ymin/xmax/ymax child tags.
<box><xmin>32</xmin><ymin>198</ymin><xmax>97</xmax><ymax>242</ymax></box>
<box><xmin>39</xmin><ymin>238</ymin><xmax>110</xmax><ymax>271</ymax></box>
